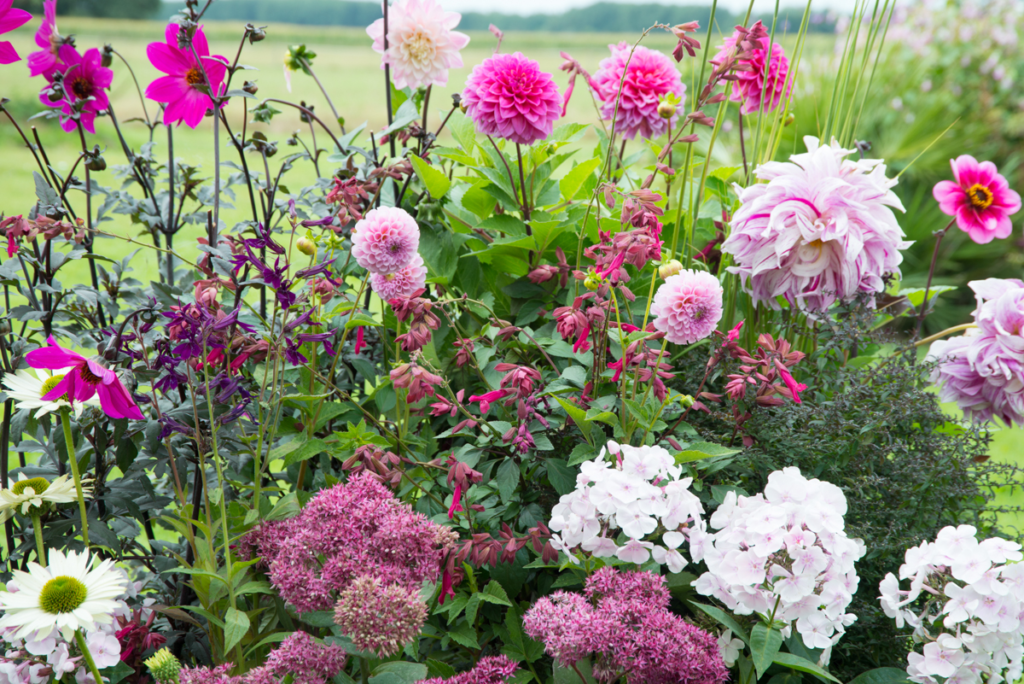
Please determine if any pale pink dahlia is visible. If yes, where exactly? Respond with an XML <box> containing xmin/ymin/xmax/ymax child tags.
<box><xmin>928</xmin><ymin>278</ymin><xmax>1024</xmax><ymax>427</ymax></box>
<box><xmin>590</xmin><ymin>42</ymin><xmax>685</xmax><ymax>141</ymax></box>
<box><xmin>367</xmin><ymin>0</ymin><xmax>469</xmax><ymax>90</ymax></box>
<box><xmin>371</xmin><ymin>254</ymin><xmax>427</xmax><ymax>299</ymax></box>
<box><xmin>722</xmin><ymin>136</ymin><xmax>911</xmax><ymax>312</ymax></box>
<box><xmin>933</xmin><ymin>155</ymin><xmax>1021</xmax><ymax>244</ymax></box>
<box><xmin>462</xmin><ymin>52</ymin><xmax>562</xmax><ymax>146</ymax></box>
<box><xmin>712</xmin><ymin>22</ymin><xmax>792</xmax><ymax>115</ymax></box>
<box><xmin>651</xmin><ymin>270</ymin><xmax>724</xmax><ymax>344</ymax></box>
<box><xmin>351</xmin><ymin>207</ymin><xmax>420</xmax><ymax>274</ymax></box>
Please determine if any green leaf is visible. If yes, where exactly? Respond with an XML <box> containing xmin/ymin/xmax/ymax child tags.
<box><xmin>675</xmin><ymin>442</ymin><xmax>742</xmax><ymax>463</ymax></box>
<box><xmin>106</xmin><ymin>662</ymin><xmax>134</xmax><ymax>684</ymax></box>
<box><xmin>546</xmin><ymin>459</ymin><xmax>577</xmax><ymax>495</ymax></box>
<box><xmin>554</xmin><ymin>659</ymin><xmax>597</xmax><ymax>684</ymax></box>
<box><xmin>567</xmin><ymin>443</ymin><xmax>598</xmax><ymax>466</ymax></box>
<box><xmin>282</xmin><ymin>438</ymin><xmax>330</xmax><ymax>467</ymax></box>
<box><xmin>772</xmin><ymin>653</ymin><xmax>841</xmax><ymax>684</ymax></box>
<box><xmin>689</xmin><ymin>602</ymin><xmax>749</xmax><ymax>645</ymax></box>
<box><xmin>481</xmin><ymin>580</ymin><xmax>513</xmax><ymax>606</ymax></box>
<box><xmin>223</xmin><ymin>607</ymin><xmax>250</xmax><ymax>654</ymax></box>
<box><xmin>447</xmin><ymin>621</ymin><xmax>479</xmax><ymax>648</ymax></box>
<box><xmin>847</xmin><ymin>668</ymin><xmax>909</xmax><ymax>684</ymax></box>
<box><xmin>410</xmin><ymin>155</ymin><xmax>451</xmax><ymax>199</ymax></box>
<box><xmin>560</xmin><ymin>158</ymin><xmax>602</xmax><ymax>201</ymax></box>
<box><xmin>299</xmin><ymin>610</ymin><xmax>337</xmax><ymax>627</ymax></box>
<box><xmin>555</xmin><ymin>397</ymin><xmax>593</xmax><ymax>443</ymax></box>
<box><xmin>419</xmin><ymin>222</ymin><xmax>458</xmax><ymax>281</ymax></box>
<box><xmin>449</xmin><ymin>110</ymin><xmax>477</xmax><ymax>152</ymax></box>
<box><xmin>751</xmin><ymin>624</ymin><xmax>784</xmax><ymax>680</ymax></box>
<box><xmin>426</xmin><ymin>660</ymin><xmax>457</xmax><ymax>680</ymax></box>
<box><xmin>495</xmin><ymin>458</ymin><xmax>520</xmax><ymax>503</ymax></box>
<box><xmin>370</xmin><ymin>662</ymin><xmax>428</xmax><ymax>683</ymax></box>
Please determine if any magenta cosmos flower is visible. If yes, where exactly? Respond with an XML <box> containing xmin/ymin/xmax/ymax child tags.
<box><xmin>370</xmin><ymin>254</ymin><xmax>427</xmax><ymax>300</ymax></box>
<box><xmin>713</xmin><ymin>22</ymin><xmax>792</xmax><ymax>115</ymax></box>
<box><xmin>589</xmin><ymin>42</ymin><xmax>685</xmax><ymax>141</ymax></box>
<box><xmin>0</xmin><ymin>0</ymin><xmax>32</xmax><ymax>65</ymax></box>
<box><xmin>366</xmin><ymin>0</ymin><xmax>469</xmax><ymax>90</ymax></box>
<box><xmin>145</xmin><ymin>23</ymin><xmax>227</xmax><ymax>129</ymax></box>
<box><xmin>27</xmin><ymin>0</ymin><xmax>59</xmax><ymax>78</ymax></box>
<box><xmin>26</xmin><ymin>337</ymin><xmax>144</xmax><ymax>420</ymax></box>
<box><xmin>722</xmin><ymin>136</ymin><xmax>910</xmax><ymax>312</ymax></box>
<box><xmin>462</xmin><ymin>52</ymin><xmax>562</xmax><ymax>146</ymax></box>
<box><xmin>651</xmin><ymin>270</ymin><xmax>724</xmax><ymax>344</ymax></box>
<box><xmin>933</xmin><ymin>155</ymin><xmax>1021</xmax><ymax>244</ymax></box>
<box><xmin>351</xmin><ymin>207</ymin><xmax>420</xmax><ymax>274</ymax></box>
<box><xmin>40</xmin><ymin>45</ymin><xmax>113</xmax><ymax>134</ymax></box>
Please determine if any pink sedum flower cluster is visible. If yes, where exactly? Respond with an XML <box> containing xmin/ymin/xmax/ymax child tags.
<box><xmin>244</xmin><ymin>632</ymin><xmax>348</xmax><ymax>684</ymax></box>
<box><xmin>462</xmin><ymin>52</ymin><xmax>562</xmax><ymax>146</ymax></box>
<box><xmin>589</xmin><ymin>42</ymin><xmax>685</xmax><ymax>140</ymax></box>
<box><xmin>333</xmin><ymin>575</ymin><xmax>427</xmax><ymax>657</ymax></box>
<box><xmin>240</xmin><ymin>472</ymin><xmax>452</xmax><ymax>613</ymax></box>
<box><xmin>651</xmin><ymin>269</ymin><xmax>723</xmax><ymax>344</ymax></box>
<box><xmin>367</xmin><ymin>0</ymin><xmax>469</xmax><ymax>90</ymax></box>
<box><xmin>524</xmin><ymin>568</ymin><xmax>728</xmax><ymax>684</ymax></box>
<box><xmin>928</xmin><ymin>278</ymin><xmax>1024</xmax><ymax>427</ymax></box>
<box><xmin>933</xmin><ymin>155</ymin><xmax>1021</xmax><ymax>244</ymax></box>
<box><xmin>713</xmin><ymin>22</ymin><xmax>792</xmax><ymax>115</ymax></box>
<box><xmin>879</xmin><ymin>525</ymin><xmax>1024</xmax><ymax>684</ymax></box>
<box><xmin>722</xmin><ymin>136</ymin><xmax>911</xmax><ymax>312</ymax></box>
<box><xmin>417</xmin><ymin>656</ymin><xmax>519</xmax><ymax>684</ymax></box>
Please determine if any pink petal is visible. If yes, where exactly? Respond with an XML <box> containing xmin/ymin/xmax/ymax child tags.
<box><xmin>96</xmin><ymin>381</ymin><xmax>144</xmax><ymax>420</ymax></box>
<box><xmin>26</xmin><ymin>336</ymin><xmax>81</xmax><ymax>369</ymax></box>
<box><xmin>191</xmin><ymin>25</ymin><xmax>211</xmax><ymax>58</ymax></box>
<box><xmin>0</xmin><ymin>40</ymin><xmax>18</xmax><ymax>64</ymax></box>
<box><xmin>147</xmin><ymin>40</ymin><xmax>189</xmax><ymax>76</ymax></box>
<box><xmin>146</xmin><ymin>74</ymin><xmax>187</xmax><ymax>103</ymax></box>
<box><xmin>932</xmin><ymin>180</ymin><xmax>965</xmax><ymax>215</ymax></box>
<box><xmin>0</xmin><ymin>7</ymin><xmax>31</xmax><ymax>34</ymax></box>
<box><xmin>41</xmin><ymin>372</ymin><xmax>76</xmax><ymax>403</ymax></box>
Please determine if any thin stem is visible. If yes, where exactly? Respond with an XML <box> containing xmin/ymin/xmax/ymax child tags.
<box><xmin>112</xmin><ymin>48</ymin><xmax>153</xmax><ymax>129</ymax></box>
<box><xmin>212</xmin><ymin>104</ymin><xmax>221</xmax><ymax>244</ymax></box>
<box><xmin>31</xmin><ymin>511</ymin><xmax>46</xmax><ymax>565</ymax></box>
<box><xmin>515</xmin><ymin>143</ymin><xmax>532</xmax><ymax>226</ymax></box>
<box><xmin>74</xmin><ymin>630</ymin><xmax>105</xmax><ymax>684</ymax></box>
<box><xmin>76</xmin><ymin>122</ymin><xmax>106</xmax><ymax>328</ymax></box>
<box><xmin>383</xmin><ymin>0</ymin><xmax>396</xmax><ymax>159</ymax></box>
<box><xmin>738</xmin><ymin>111</ymin><xmax>749</xmax><ymax>179</ymax></box>
<box><xmin>166</xmin><ymin>123</ymin><xmax>175</xmax><ymax>283</ymax></box>
<box><xmin>916</xmin><ymin>219</ymin><xmax>956</xmax><ymax>337</ymax></box>
<box><xmin>299</xmin><ymin>57</ymin><xmax>343</xmax><ymax>133</ymax></box>
<box><xmin>915</xmin><ymin>323</ymin><xmax>977</xmax><ymax>348</ymax></box>
<box><xmin>59</xmin><ymin>408</ymin><xmax>90</xmax><ymax>547</ymax></box>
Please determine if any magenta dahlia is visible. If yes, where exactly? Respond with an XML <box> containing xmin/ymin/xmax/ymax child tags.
<box><xmin>462</xmin><ymin>52</ymin><xmax>562</xmax><ymax>146</ymax></box>
<box><xmin>713</xmin><ymin>22</ymin><xmax>792</xmax><ymax>115</ymax></box>
<box><xmin>367</xmin><ymin>0</ymin><xmax>469</xmax><ymax>90</ymax></box>
<box><xmin>0</xmin><ymin>0</ymin><xmax>32</xmax><ymax>65</ymax></box>
<box><xmin>27</xmin><ymin>0</ymin><xmax>59</xmax><ymax>78</ymax></box>
<box><xmin>370</xmin><ymin>254</ymin><xmax>427</xmax><ymax>299</ymax></box>
<box><xmin>651</xmin><ymin>270</ymin><xmax>724</xmax><ymax>344</ymax></box>
<box><xmin>589</xmin><ymin>42</ymin><xmax>685</xmax><ymax>140</ymax></box>
<box><xmin>351</xmin><ymin>207</ymin><xmax>420</xmax><ymax>275</ymax></box>
<box><xmin>722</xmin><ymin>136</ymin><xmax>911</xmax><ymax>312</ymax></box>
<box><xmin>933</xmin><ymin>155</ymin><xmax>1021</xmax><ymax>245</ymax></box>
<box><xmin>40</xmin><ymin>45</ymin><xmax>113</xmax><ymax>134</ymax></box>
<box><xmin>145</xmin><ymin>23</ymin><xmax>228</xmax><ymax>129</ymax></box>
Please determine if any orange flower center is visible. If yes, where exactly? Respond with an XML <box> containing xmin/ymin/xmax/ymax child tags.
<box><xmin>69</xmin><ymin>76</ymin><xmax>94</xmax><ymax>100</ymax></box>
<box><xmin>967</xmin><ymin>183</ymin><xmax>994</xmax><ymax>210</ymax></box>
<box><xmin>186</xmin><ymin>67</ymin><xmax>205</xmax><ymax>87</ymax></box>
<box><xmin>79</xmin><ymin>363</ymin><xmax>103</xmax><ymax>385</ymax></box>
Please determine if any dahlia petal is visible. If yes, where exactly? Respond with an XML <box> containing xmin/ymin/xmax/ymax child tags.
<box><xmin>0</xmin><ymin>6</ymin><xmax>30</xmax><ymax>34</ymax></box>
<box><xmin>26</xmin><ymin>337</ymin><xmax>82</xmax><ymax>369</ymax></box>
<box><xmin>146</xmin><ymin>75</ymin><xmax>187</xmax><ymax>103</ymax></box>
<box><xmin>96</xmin><ymin>380</ymin><xmax>145</xmax><ymax>420</ymax></box>
<box><xmin>0</xmin><ymin>40</ymin><xmax>17</xmax><ymax>64</ymax></box>
<box><xmin>147</xmin><ymin>40</ymin><xmax>190</xmax><ymax>76</ymax></box>
<box><xmin>933</xmin><ymin>180</ymin><xmax>965</xmax><ymax>215</ymax></box>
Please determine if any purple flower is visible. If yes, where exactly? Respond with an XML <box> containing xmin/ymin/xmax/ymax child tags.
<box><xmin>333</xmin><ymin>575</ymin><xmax>428</xmax><ymax>657</ymax></box>
<box><xmin>43</xmin><ymin>45</ymin><xmax>113</xmax><ymax>134</ymax></box>
<box><xmin>27</xmin><ymin>0</ymin><xmax>59</xmax><ymax>78</ymax></box>
<box><xmin>650</xmin><ymin>270</ymin><xmax>724</xmax><ymax>344</ymax></box>
<box><xmin>248</xmin><ymin>632</ymin><xmax>347</xmax><ymax>684</ymax></box>
<box><xmin>462</xmin><ymin>52</ymin><xmax>562</xmax><ymax>146</ymax></box>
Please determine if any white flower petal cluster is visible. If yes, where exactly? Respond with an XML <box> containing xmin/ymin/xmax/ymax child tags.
<box><xmin>547</xmin><ymin>441</ymin><xmax>705</xmax><ymax>572</ymax></box>
<box><xmin>879</xmin><ymin>525</ymin><xmax>1024</xmax><ymax>684</ymax></box>
<box><xmin>693</xmin><ymin>467</ymin><xmax>864</xmax><ymax>658</ymax></box>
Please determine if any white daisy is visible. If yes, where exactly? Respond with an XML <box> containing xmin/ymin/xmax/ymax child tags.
<box><xmin>0</xmin><ymin>473</ymin><xmax>89</xmax><ymax>522</ymax></box>
<box><xmin>0</xmin><ymin>548</ymin><xmax>126</xmax><ymax>641</ymax></box>
<box><xmin>1</xmin><ymin>368</ymin><xmax>99</xmax><ymax>418</ymax></box>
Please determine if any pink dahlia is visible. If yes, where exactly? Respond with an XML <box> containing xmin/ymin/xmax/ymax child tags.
<box><xmin>351</xmin><ymin>207</ymin><xmax>420</xmax><ymax>274</ymax></box>
<box><xmin>928</xmin><ymin>278</ymin><xmax>1024</xmax><ymax>427</ymax></box>
<box><xmin>41</xmin><ymin>45</ymin><xmax>113</xmax><ymax>134</ymax></box>
<box><xmin>145</xmin><ymin>23</ymin><xmax>228</xmax><ymax>129</ymax></box>
<box><xmin>933</xmin><ymin>155</ymin><xmax>1021</xmax><ymax>244</ymax></box>
<box><xmin>722</xmin><ymin>136</ymin><xmax>911</xmax><ymax>312</ymax></box>
<box><xmin>370</xmin><ymin>254</ymin><xmax>427</xmax><ymax>299</ymax></box>
<box><xmin>589</xmin><ymin>42</ymin><xmax>685</xmax><ymax>141</ymax></box>
<box><xmin>0</xmin><ymin>0</ymin><xmax>32</xmax><ymax>65</ymax></box>
<box><xmin>367</xmin><ymin>0</ymin><xmax>469</xmax><ymax>90</ymax></box>
<box><xmin>651</xmin><ymin>270</ymin><xmax>724</xmax><ymax>344</ymax></box>
<box><xmin>462</xmin><ymin>52</ymin><xmax>562</xmax><ymax>146</ymax></box>
<box><xmin>712</xmin><ymin>22</ymin><xmax>792</xmax><ymax>115</ymax></box>
<box><xmin>27</xmin><ymin>0</ymin><xmax>59</xmax><ymax>78</ymax></box>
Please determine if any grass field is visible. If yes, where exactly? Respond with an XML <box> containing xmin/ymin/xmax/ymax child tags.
<box><xmin>0</xmin><ymin>15</ymin><xmax>1022</xmax><ymax>521</ymax></box>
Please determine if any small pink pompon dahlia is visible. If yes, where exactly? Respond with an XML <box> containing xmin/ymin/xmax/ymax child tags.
<box><xmin>651</xmin><ymin>270</ymin><xmax>723</xmax><ymax>344</ymax></box>
<box><xmin>712</xmin><ymin>22</ymin><xmax>792</xmax><ymax>115</ymax></box>
<box><xmin>462</xmin><ymin>52</ymin><xmax>562</xmax><ymax>146</ymax></box>
<box><xmin>367</xmin><ymin>0</ymin><xmax>469</xmax><ymax>90</ymax></box>
<box><xmin>722</xmin><ymin>136</ymin><xmax>910</xmax><ymax>312</ymax></box>
<box><xmin>370</xmin><ymin>254</ymin><xmax>427</xmax><ymax>300</ymax></box>
<box><xmin>590</xmin><ymin>42</ymin><xmax>685</xmax><ymax>141</ymax></box>
<box><xmin>351</xmin><ymin>206</ymin><xmax>420</xmax><ymax>274</ymax></box>
<box><xmin>933</xmin><ymin>155</ymin><xmax>1021</xmax><ymax>244</ymax></box>
<box><xmin>146</xmin><ymin>24</ymin><xmax>228</xmax><ymax>129</ymax></box>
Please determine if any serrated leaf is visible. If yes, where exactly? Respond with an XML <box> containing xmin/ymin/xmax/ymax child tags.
<box><xmin>282</xmin><ymin>438</ymin><xmax>330</xmax><ymax>467</ymax></box>
<box><xmin>223</xmin><ymin>607</ymin><xmax>250</xmax><ymax>654</ymax></box>
<box><xmin>555</xmin><ymin>397</ymin><xmax>593</xmax><ymax>443</ymax></box>
<box><xmin>410</xmin><ymin>155</ymin><xmax>451</xmax><ymax>199</ymax></box>
<box><xmin>495</xmin><ymin>458</ymin><xmax>520</xmax><ymax>503</ymax></box>
<box><xmin>447</xmin><ymin>621</ymin><xmax>479</xmax><ymax>648</ymax></box>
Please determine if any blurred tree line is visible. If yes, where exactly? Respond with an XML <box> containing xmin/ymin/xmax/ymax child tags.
<box><xmin>12</xmin><ymin>0</ymin><xmax>160</xmax><ymax>18</ymax></box>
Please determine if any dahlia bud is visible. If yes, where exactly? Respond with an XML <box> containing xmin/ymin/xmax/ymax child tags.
<box><xmin>144</xmin><ymin>648</ymin><xmax>181</xmax><ymax>684</ymax></box>
<box><xmin>243</xmin><ymin>80</ymin><xmax>258</xmax><ymax>95</ymax></box>
<box><xmin>583</xmin><ymin>273</ymin><xmax>602</xmax><ymax>291</ymax></box>
<box><xmin>657</xmin><ymin>100</ymin><xmax>677</xmax><ymax>119</ymax></box>
<box><xmin>101</xmin><ymin>44</ymin><xmax>114</xmax><ymax>68</ymax></box>
<box><xmin>658</xmin><ymin>259</ymin><xmax>682</xmax><ymax>279</ymax></box>
<box><xmin>296</xmin><ymin>237</ymin><xmax>316</xmax><ymax>256</ymax></box>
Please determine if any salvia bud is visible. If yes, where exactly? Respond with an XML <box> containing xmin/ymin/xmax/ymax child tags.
<box><xmin>679</xmin><ymin>394</ymin><xmax>695</xmax><ymax>408</ymax></box>
<box><xmin>658</xmin><ymin>259</ymin><xmax>682</xmax><ymax>279</ymax></box>
<box><xmin>247</xmin><ymin>24</ymin><xmax>267</xmax><ymax>43</ymax></box>
<box><xmin>296</xmin><ymin>237</ymin><xmax>316</xmax><ymax>256</ymax></box>
<box><xmin>86</xmin><ymin>154</ymin><xmax>107</xmax><ymax>172</ymax></box>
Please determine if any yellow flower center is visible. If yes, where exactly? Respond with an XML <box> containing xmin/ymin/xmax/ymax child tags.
<box><xmin>39</xmin><ymin>576</ymin><xmax>87</xmax><ymax>614</ymax></box>
<box><xmin>967</xmin><ymin>183</ymin><xmax>994</xmax><ymax>210</ymax></box>
<box><xmin>11</xmin><ymin>477</ymin><xmax>50</xmax><ymax>497</ymax></box>
<box><xmin>39</xmin><ymin>374</ymin><xmax>68</xmax><ymax>401</ymax></box>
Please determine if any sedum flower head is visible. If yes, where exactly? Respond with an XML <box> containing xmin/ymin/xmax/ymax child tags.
<box><xmin>145</xmin><ymin>648</ymin><xmax>182</xmax><ymax>684</ymax></box>
<box><xmin>590</xmin><ymin>42</ymin><xmax>685</xmax><ymax>141</ymax></box>
<box><xmin>462</xmin><ymin>52</ymin><xmax>562</xmax><ymax>146</ymax></box>
<box><xmin>418</xmin><ymin>656</ymin><xmax>519</xmax><ymax>684</ymax></box>
<box><xmin>351</xmin><ymin>207</ymin><xmax>421</xmax><ymax>275</ymax></box>
<box><xmin>333</xmin><ymin>575</ymin><xmax>427</xmax><ymax>657</ymax></box>
<box><xmin>367</xmin><ymin>0</ymin><xmax>470</xmax><ymax>90</ymax></box>
<box><xmin>651</xmin><ymin>269</ymin><xmax>724</xmax><ymax>344</ymax></box>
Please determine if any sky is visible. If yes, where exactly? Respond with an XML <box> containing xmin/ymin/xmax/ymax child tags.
<box><xmin>438</xmin><ymin>0</ymin><xmax>850</xmax><ymax>15</ymax></box>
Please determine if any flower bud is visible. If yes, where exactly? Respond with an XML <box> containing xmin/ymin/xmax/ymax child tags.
<box><xmin>145</xmin><ymin>648</ymin><xmax>181</xmax><ymax>684</ymax></box>
<box><xmin>296</xmin><ymin>237</ymin><xmax>316</xmax><ymax>256</ymax></box>
<box><xmin>101</xmin><ymin>44</ymin><xmax>114</xmax><ymax>68</ymax></box>
<box><xmin>784</xmin><ymin>113</ymin><xmax>795</xmax><ymax>127</ymax></box>
<box><xmin>658</xmin><ymin>259</ymin><xmax>682</xmax><ymax>279</ymax></box>
<box><xmin>243</xmin><ymin>80</ymin><xmax>258</xmax><ymax>95</ymax></box>
<box><xmin>583</xmin><ymin>274</ymin><xmax>602</xmax><ymax>291</ymax></box>
<box><xmin>657</xmin><ymin>100</ymin><xmax>677</xmax><ymax>119</ymax></box>
<box><xmin>679</xmin><ymin>394</ymin><xmax>695</xmax><ymax>408</ymax></box>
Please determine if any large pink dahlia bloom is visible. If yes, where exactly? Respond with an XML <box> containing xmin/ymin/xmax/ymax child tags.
<box><xmin>722</xmin><ymin>136</ymin><xmax>911</xmax><ymax>312</ymax></box>
<box><xmin>712</xmin><ymin>22</ymin><xmax>792</xmax><ymax>115</ymax></box>
<box><xmin>933</xmin><ymin>155</ymin><xmax>1021</xmax><ymax>244</ymax></box>
<box><xmin>462</xmin><ymin>52</ymin><xmax>562</xmax><ymax>146</ymax></box>
<box><xmin>928</xmin><ymin>278</ymin><xmax>1024</xmax><ymax>427</ymax></box>
<box><xmin>651</xmin><ymin>270</ymin><xmax>723</xmax><ymax>344</ymax></box>
<box><xmin>589</xmin><ymin>42</ymin><xmax>685</xmax><ymax>141</ymax></box>
<box><xmin>0</xmin><ymin>0</ymin><xmax>32</xmax><ymax>65</ymax></box>
<box><xmin>367</xmin><ymin>0</ymin><xmax>469</xmax><ymax>90</ymax></box>
<box><xmin>351</xmin><ymin>206</ymin><xmax>420</xmax><ymax>274</ymax></box>
<box><xmin>370</xmin><ymin>254</ymin><xmax>427</xmax><ymax>300</ymax></box>
<box><xmin>146</xmin><ymin>24</ymin><xmax>228</xmax><ymax>129</ymax></box>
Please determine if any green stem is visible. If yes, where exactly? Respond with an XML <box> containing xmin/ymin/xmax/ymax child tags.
<box><xmin>59</xmin><ymin>408</ymin><xmax>89</xmax><ymax>547</ymax></box>
<box><xmin>360</xmin><ymin>657</ymin><xmax>371</xmax><ymax>684</ymax></box>
<box><xmin>74</xmin><ymin>630</ymin><xmax>105</xmax><ymax>684</ymax></box>
<box><xmin>30</xmin><ymin>511</ymin><xmax>46</xmax><ymax>565</ymax></box>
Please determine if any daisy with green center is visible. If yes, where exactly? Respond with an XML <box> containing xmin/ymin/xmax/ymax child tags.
<box><xmin>0</xmin><ymin>473</ymin><xmax>87</xmax><ymax>522</ymax></box>
<box><xmin>0</xmin><ymin>548</ymin><xmax>125</xmax><ymax>641</ymax></box>
<box><xmin>1</xmin><ymin>368</ymin><xmax>99</xmax><ymax>418</ymax></box>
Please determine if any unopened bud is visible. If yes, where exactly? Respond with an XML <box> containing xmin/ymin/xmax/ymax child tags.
<box><xmin>657</xmin><ymin>101</ymin><xmax>677</xmax><ymax>119</ymax></box>
<box><xmin>583</xmin><ymin>274</ymin><xmax>601</xmax><ymax>291</ymax></box>
<box><xmin>296</xmin><ymin>237</ymin><xmax>316</xmax><ymax>256</ymax></box>
<box><xmin>101</xmin><ymin>44</ymin><xmax>114</xmax><ymax>68</ymax></box>
<box><xmin>243</xmin><ymin>80</ymin><xmax>258</xmax><ymax>95</ymax></box>
<box><xmin>784</xmin><ymin>113</ymin><xmax>795</xmax><ymax>127</ymax></box>
<box><xmin>658</xmin><ymin>259</ymin><xmax>682</xmax><ymax>279</ymax></box>
<box><xmin>145</xmin><ymin>648</ymin><xmax>181</xmax><ymax>684</ymax></box>
<box><xmin>679</xmin><ymin>394</ymin><xmax>695</xmax><ymax>408</ymax></box>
